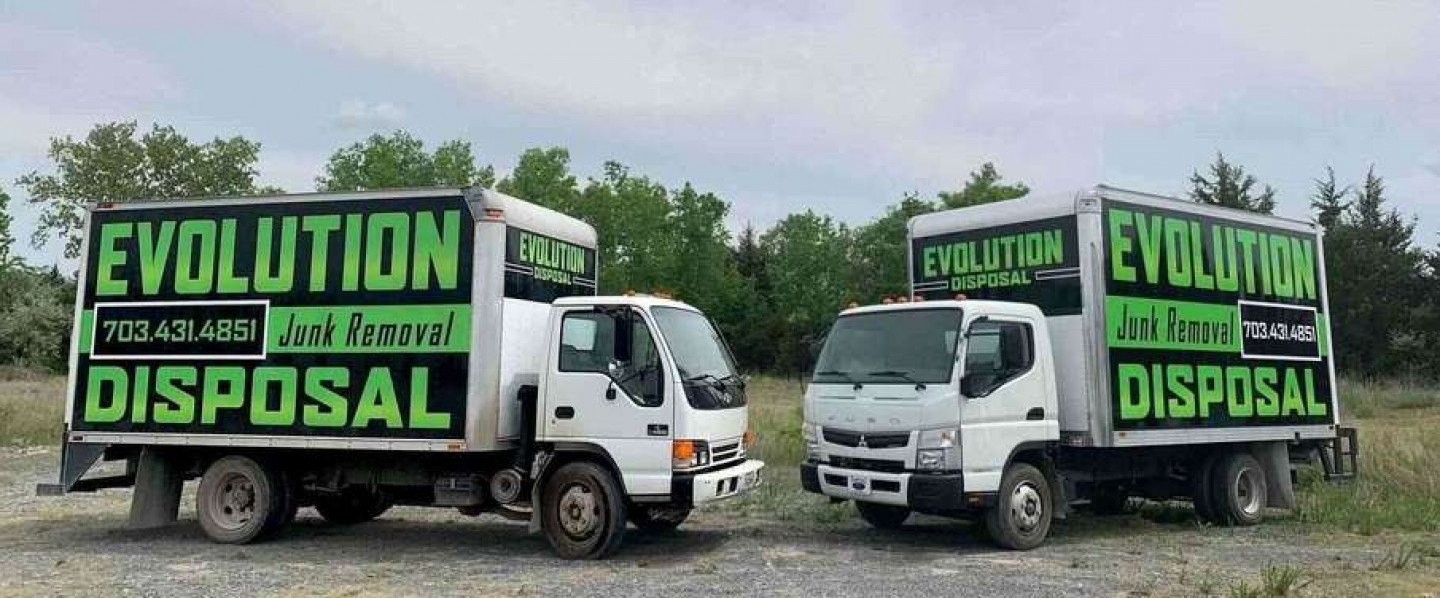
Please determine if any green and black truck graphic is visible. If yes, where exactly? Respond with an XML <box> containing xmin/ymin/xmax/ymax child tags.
<box><xmin>1104</xmin><ymin>200</ymin><xmax>1331</xmax><ymax>431</ymax></box>
<box><xmin>71</xmin><ymin>191</ymin><xmax>598</xmax><ymax>442</ymax></box>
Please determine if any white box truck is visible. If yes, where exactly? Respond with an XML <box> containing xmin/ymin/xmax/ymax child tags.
<box><xmin>38</xmin><ymin>187</ymin><xmax>762</xmax><ymax>559</ymax></box>
<box><xmin>800</xmin><ymin>185</ymin><xmax>1356</xmax><ymax>549</ymax></box>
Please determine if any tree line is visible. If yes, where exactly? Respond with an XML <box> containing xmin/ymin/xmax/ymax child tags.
<box><xmin>2</xmin><ymin>121</ymin><xmax>1437</xmax><ymax>380</ymax></box>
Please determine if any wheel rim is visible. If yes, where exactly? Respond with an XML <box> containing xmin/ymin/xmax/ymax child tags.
<box><xmin>1010</xmin><ymin>481</ymin><xmax>1044</xmax><ymax>532</ymax></box>
<box><xmin>207</xmin><ymin>472</ymin><xmax>258</xmax><ymax>531</ymax></box>
<box><xmin>556</xmin><ymin>482</ymin><xmax>601</xmax><ymax>540</ymax></box>
<box><xmin>1234</xmin><ymin>467</ymin><xmax>1263</xmax><ymax>517</ymax></box>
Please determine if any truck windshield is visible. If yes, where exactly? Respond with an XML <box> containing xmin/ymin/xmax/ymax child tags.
<box><xmin>812</xmin><ymin>308</ymin><xmax>964</xmax><ymax>385</ymax></box>
<box><xmin>652</xmin><ymin>306</ymin><xmax>745</xmax><ymax>409</ymax></box>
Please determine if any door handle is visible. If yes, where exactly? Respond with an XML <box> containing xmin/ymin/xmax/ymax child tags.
<box><xmin>1026</xmin><ymin>407</ymin><xmax>1044</xmax><ymax>421</ymax></box>
<box><xmin>555</xmin><ymin>406</ymin><xmax>575</xmax><ymax>419</ymax></box>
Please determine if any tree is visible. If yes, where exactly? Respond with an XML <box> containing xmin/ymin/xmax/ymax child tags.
<box><xmin>497</xmin><ymin>147</ymin><xmax>580</xmax><ymax>212</ymax></box>
<box><xmin>1188</xmin><ymin>152</ymin><xmax>1276</xmax><ymax>214</ymax></box>
<box><xmin>938</xmin><ymin>163</ymin><xmax>1029</xmax><ymax>209</ymax></box>
<box><xmin>317</xmin><ymin>131</ymin><xmax>495</xmax><ymax>191</ymax></box>
<box><xmin>1318</xmin><ymin>167</ymin><xmax>1423</xmax><ymax>375</ymax></box>
<box><xmin>0</xmin><ymin>185</ymin><xmax>14</xmax><ymax>266</ymax></box>
<box><xmin>761</xmin><ymin>211</ymin><xmax>852</xmax><ymax>372</ymax></box>
<box><xmin>16</xmin><ymin>121</ymin><xmax>270</xmax><ymax>258</ymax></box>
<box><xmin>849</xmin><ymin>193</ymin><xmax>934</xmax><ymax>299</ymax></box>
<box><xmin>1310</xmin><ymin>166</ymin><xmax>1350</xmax><ymax>229</ymax></box>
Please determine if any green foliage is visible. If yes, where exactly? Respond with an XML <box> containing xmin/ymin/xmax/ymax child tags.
<box><xmin>16</xmin><ymin>121</ymin><xmax>271</xmax><ymax>258</ymax></box>
<box><xmin>1316</xmin><ymin>167</ymin><xmax>1424</xmax><ymax>376</ymax></box>
<box><xmin>316</xmin><ymin>130</ymin><xmax>495</xmax><ymax>191</ymax></box>
<box><xmin>1189</xmin><ymin>152</ymin><xmax>1276</xmax><ymax>214</ymax></box>
<box><xmin>937</xmin><ymin>162</ymin><xmax>1029</xmax><ymax>209</ymax></box>
<box><xmin>495</xmin><ymin>147</ymin><xmax>579</xmax><ymax>211</ymax></box>
<box><xmin>1310</xmin><ymin>166</ymin><xmax>1350</xmax><ymax>229</ymax></box>
<box><xmin>761</xmin><ymin>211</ymin><xmax>853</xmax><ymax>372</ymax></box>
<box><xmin>0</xmin><ymin>266</ymin><xmax>74</xmax><ymax>371</ymax></box>
<box><xmin>848</xmin><ymin>193</ymin><xmax>934</xmax><ymax>299</ymax></box>
<box><xmin>0</xmin><ymin>185</ymin><xmax>13</xmax><ymax>266</ymax></box>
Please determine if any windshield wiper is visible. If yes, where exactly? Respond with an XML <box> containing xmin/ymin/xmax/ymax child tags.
<box><xmin>815</xmin><ymin>369</ymin><xmax>862</xmax><ymax>388</ymax></box>
<box><xmin>866</xmin><ymin>370</ymin><xmax>927</xmax><ymax>391</ymax></box>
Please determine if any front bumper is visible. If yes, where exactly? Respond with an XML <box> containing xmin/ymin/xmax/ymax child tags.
<box><xmin>801</xmin><ymin>461</ymin><xmax>965</xmax><ymax>512</ymax></box>
<box><xmin>672</xmin><ymin>459</ymin><xmax>765</xmax><ymax>507</ymax></box>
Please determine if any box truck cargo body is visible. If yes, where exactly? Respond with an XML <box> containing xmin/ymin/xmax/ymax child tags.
<box><xmin>41</xmin><ymin>187</ymin><xmax>763</xmax><ymax>559</ymax></box>
<box><xmin>801</xmin><ymin>186</ymin><xmax>1355</xmax><ymax>549</ymax></box>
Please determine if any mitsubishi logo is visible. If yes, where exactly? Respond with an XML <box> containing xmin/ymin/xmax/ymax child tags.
<box><xmin>856</xmin><ymin>435</ymin><xmax>868</xmax><ymax>449</ymax></box>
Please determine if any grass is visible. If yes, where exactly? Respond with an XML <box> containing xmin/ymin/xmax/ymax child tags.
<box><xmin>0</xmin><ymin>368</ymin><xmax>65</xmax><ymax>446</ymax></box>
<box><xmin>1295</xmin><ymin>378</ymin><xmax>1440</xmax><ymax>534</ymax></box>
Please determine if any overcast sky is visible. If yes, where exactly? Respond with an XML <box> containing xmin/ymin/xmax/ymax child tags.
<box><xmin>3</xmin><ymin>1</ymin><xmax>1438</xmax><ymax>268</ymax></box>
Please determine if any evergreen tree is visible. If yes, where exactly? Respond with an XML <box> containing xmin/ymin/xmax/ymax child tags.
<box><xmin>938</xmin><ymin>163</ymin><xmax>1029</xmax><ymax>209</ymax></box>
<box><xmin>1188</xmin><ymin>152</ymin><xmax>1276</xmax><ymax>214</ymax></box>
<box><xmin>1310</xmin><ymin>166</ymin><xmax>1350</xmax><ymax>229</ymax></box>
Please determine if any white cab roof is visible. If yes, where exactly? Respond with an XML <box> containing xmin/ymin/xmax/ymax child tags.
<box><xmin>839</xmin><ymin>299</ymin><xmax>1043</xmax><ymax>320</ymax></box>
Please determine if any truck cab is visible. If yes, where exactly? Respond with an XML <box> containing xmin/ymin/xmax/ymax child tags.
<box><xmin>534</xmin><ymin>294</ymin><xmax>762</xmax><ymax>557</ymax></box>
<box><xmin>801</xmin><ymin>299</ymin><xmax>1061</xmax><ymax>549</ymax></box>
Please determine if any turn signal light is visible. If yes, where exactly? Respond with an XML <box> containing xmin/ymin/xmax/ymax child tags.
<box><xmin>672</xmin><ymin>440</ymin><xmax>696</xmax><ymax>461</ymax></box>
<box><xmin>743</xmin><ymin>430</ymin><xmax>757</xmax><ymax>448</ymax></box>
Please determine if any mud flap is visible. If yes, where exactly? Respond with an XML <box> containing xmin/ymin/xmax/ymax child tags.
<box><xmin>1253</xmin><ymin>441</ymin><xmax>1296</xmax><ymax>511</ymax></box>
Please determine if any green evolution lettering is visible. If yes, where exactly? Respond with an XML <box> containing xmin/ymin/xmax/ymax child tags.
<box><xmin>82</xmin><ymin>365</ymin><xmax>452</xmax><ymax>430</ymax></box>
<box><xmin>518</xmin><ymin>231</ymin><xmax>586</xmax><ymax>284</ymax></box>
<box><xmin>1107</xmin><ymin>207</ymin><xmax>1317</xmax><ymax>302</ymax></box>
<box><xmin>93</xmin><ymin>210</ymin><xmax>462</xmax><ymax>296</ymax></box>
<box><xmin>920</xmin><ymin>229</ymin><xmax>1064</xmax><ymax>291</ymax></box>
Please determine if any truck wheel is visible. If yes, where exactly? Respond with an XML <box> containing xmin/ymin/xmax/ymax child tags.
<box><xmin>314</xmin><ymin>487</ymin><xmax>391</xmax><ymax>525</ymax></box>
<box><xmin>542</xmin><ymin>462</ymin><xmax>627</xmax><ymax>560</ymax></box>
<box><xmin>1211</xmin><ymin>452</ymin><xmax>1267</xmax><ymax>526</ymax></box>
<box><xmin>984</xmin><ymin>463</ymin><xmax>1052</xmax><ymax>551</ymax></box>
<box><xmin>629</xmin><ymin>506</ymin><xmax>691</xmax><ymax>533</ymax></box>
<box><xmin>266</xmin><ymin>469</ymin><xmax>299</xmax><ymax>536</ymax></box>
<box><xmin>1190</xmin><ymin>452</ymin><xmax>1221</xmax><ymax>524</ymax></box>
<box><xmin>197</xmin><ymin>456</ymin><xmax>286</xmax><ymax>544</ymax></box>
<box><xmin>855</xmin><ymin>501</ymin><xmax>910</xmax><ymax>529</ymax></box>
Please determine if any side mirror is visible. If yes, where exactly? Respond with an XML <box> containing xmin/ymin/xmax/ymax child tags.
<box><xmin>607</xmin><ymin>360</ymin><xmax>620</xmax><ymax>376</ymax></box>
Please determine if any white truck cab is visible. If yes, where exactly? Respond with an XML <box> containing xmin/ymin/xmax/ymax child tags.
<box><xmin>802</xmin><ymin>299</ymin><xmax>1061</xmax><ymax>547</ymax></box>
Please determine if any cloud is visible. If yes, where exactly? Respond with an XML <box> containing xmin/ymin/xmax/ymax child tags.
<box><xmin>332</xmin><ymin>99</ymin><xmax>407</xmax><ymax>129</ymax></box>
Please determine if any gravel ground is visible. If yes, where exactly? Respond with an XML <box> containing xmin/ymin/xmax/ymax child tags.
<box><xmin>2</xmin><ymin>447</ymin><xmax>1435</xmax><ymax>597</ymax></box>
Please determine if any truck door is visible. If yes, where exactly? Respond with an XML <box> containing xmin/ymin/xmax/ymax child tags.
<box><xmin>542</xmin><ymin>306</ymin><xmax>673</xmax><ymax>495</ymax></box>
<box><xmin>958</xmin><ymin>316</ymin><xmax>1052</xmax><ymax>493</ymax></box>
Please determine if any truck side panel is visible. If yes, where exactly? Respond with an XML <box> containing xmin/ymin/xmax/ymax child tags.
<box><xmin>70</xmin><ymin>194</ymin><xmax>475</xmax><ymax>445</ymax></box>
<box><xmin>1099</xmin><ymin>194</ymin><xmax>1339</xmax><ymax>444</ymax></box>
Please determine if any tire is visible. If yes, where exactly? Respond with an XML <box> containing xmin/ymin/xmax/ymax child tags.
<box><xmin>197</xmin><ymin>456</ymin><xmax>286</xmax><ymax>544</ymax></box>
<box><xmin>314</xmin><ymin>487</ymin><xmax>392</xmax><ymax>525</ymax></box>
<box><xmin>1088</xmin><ymin>484</ymin><xmax>1130</xmax><ymax>516</ymax></box>
<box><xmin>1190</xmin><ymin>452</ymin><xmax>1221</xmax><ymax>524</ymax></box>
<box><xmin>984</xmin><ymin>463</ymin><xmax>1052</xmax><ymax>551</ymax></box>
<box><xmin>855</xmin><ymin>501</ymin><xmax>911</xmax><ymax>529</ymax></box>
<box><xmin>1211</xmin><ymin>452</ymin><xmax>1267</xmax><ymax>526</ymax></box>
<box><xmin>541</xmin><ymin>462</ymin><xmax>628</xmax><ymax>560</ymax></box>
<box><xmin>265</xmin><ymin>468</ymin><xmax>298</xmax><ymax>537</ymax></box>
<box><xmin>629</xmin><ymin>506</ymin><xmax>691</xmax><ymax>533</ymax></box>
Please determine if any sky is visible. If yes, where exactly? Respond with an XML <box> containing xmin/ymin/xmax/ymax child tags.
<box><xmin>2</xmin><ymin>1</ymin><xmax>1439</xmax><ymax>269</ymax></box>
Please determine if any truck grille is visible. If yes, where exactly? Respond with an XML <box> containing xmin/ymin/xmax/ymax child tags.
<box><xmin>828</xmin><ymin>455</ymin><xmax>905</xmax><ymax>473</ymax></box>
<box><xmin>711</xmin><ymin>441</ymin><xmax>743</xmax><ymax>464</ymax></box>
<box><xmin>822</xmin><ymin>428</ymin><xmax>910</xmax><ymax>449</ymax></box>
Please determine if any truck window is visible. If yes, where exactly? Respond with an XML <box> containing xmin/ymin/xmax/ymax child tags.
<box><xmin>812</xmin><ymin>309</ymin><xmax>964</xmax><ymax>385</ymax></box>
<box><xmin>559</xmin><ymin>310</ymin><xmax>664</xmax><ymax>406</ymax></box>
<box><xmin>962</xmin><ymin>320</ymin><xmax>1034</xmax><ymax>397</ymax></box>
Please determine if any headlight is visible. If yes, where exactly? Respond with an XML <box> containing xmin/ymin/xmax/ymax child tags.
<box><xmin>672</xmin><ymin>440</ymin><xmax>711</xmax><ymax>470</ymax></box>
<box><xmin>916</xmin><ymin>429</ymin><xmax>958</xmax><ymax>471</ymax></box>
<box><xmin>917</xmin><ymin>449</ymin><xmax>947</xmax><ymax>470</ymax></box>
<box><xmin>803</xmin><ymin>423</ymin><xmax>821</xmax><ymax>462</ymax></box>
